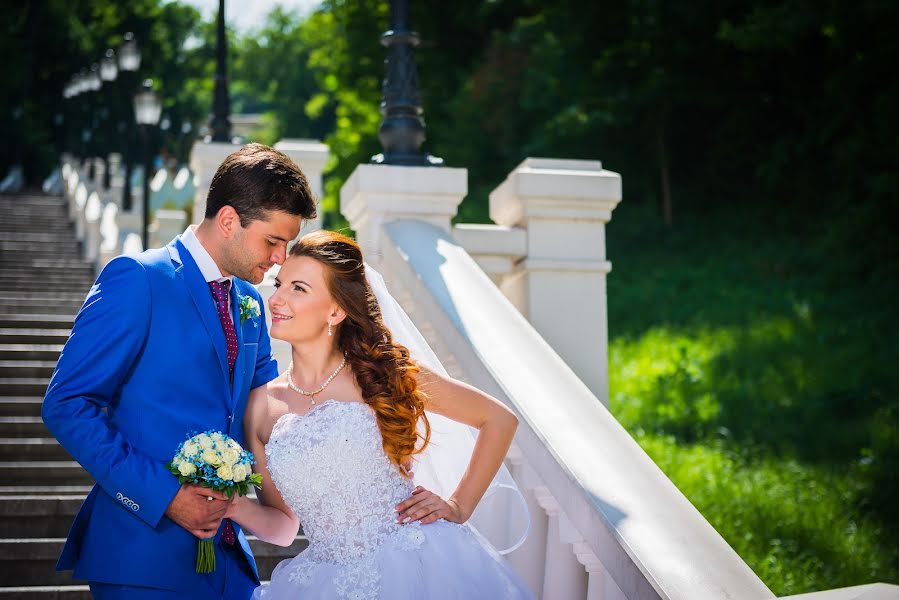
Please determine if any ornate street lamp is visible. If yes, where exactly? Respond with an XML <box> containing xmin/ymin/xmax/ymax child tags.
<box><xmin>118</xmin><ymin>32</ymin><xmax>141</xmax><ymax>72</ymax></box>
<box><xmin>99</xmin><ymin>49</ymin><xmax>119</xmax><ymax>189</ymax></box>
<box><xmin>85</xmin><ymin>63</ymin><xmax>102</xmax><ymax>180</ymax></box>
<box><xmin>208</xmin><ymin>0</ymin><xmax>232</xmax><ymax>142</ymax></box>
<box><xmin>372</xmin><ymin>0</ymin><xmax>442</xmax><ymax>166</ymax></box>
<box><xmin>133</xmin><ymin>79</ymin><xmax>162</xmax><ymax>250</ymax></box>
<box><xmin>118</xmin><ymin>32</ymin><xmax>141</xmax><ymax>210</ymax></box>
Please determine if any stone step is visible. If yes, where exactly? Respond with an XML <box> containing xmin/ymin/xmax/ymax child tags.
<box><xmin>0</xmin><ymin>495</ymin><xmax>81</xmax><ymax>537</ymax></box>
<box><xmin>0</xmin><ymin>461</ymin><xmax>91</xmax><ymax>485</ymax></box>
<box><xmin>0</xmin><ymin>259</ymin><xmax>92</xmax><ymax>269</ymax></box>
<box><xmin>0</xmin><ymin>438</ymin><xmax>70</xmax><ymax>461</ymax></box>
<box><xmin>0</xmin><ymin>303</ymin><xmax>81</xmax><ymax>316</ymax></box>
<box><xmin>0</xmin><ymin>379</ymin><xmax>49</xmax><ymax>397</ymax></box>
<box><xmin>0</xmin><ymin>206</ymin><xmax>68</xmax><ymax>215</ymax></box>
<box><xmin>0</xmin><ymin>417</ymin><xmax>50</xmax><ymax>437</ymax></box>
<box><xmin>0</xmin><ymin>398</ymin><xmax>42</xmax><ymax>417</ymax></box>
<box><xmin>0</xmin><ymin>245</ymin><xmax>80</xmax><ymax>257</ymax></box>
<box><xmin>0</xmin><ymin>486</ymin><xmax>92</xmax><ymax>496</ymax></box>
<box><xmin>0</xmin><ymin>273</ymin><xmax>92</xmax><ymax>283</ymax></box>
<box><xmin>0</xmin><ymin>225</ymin><xmax>71</xmax><ymax>232</ymax></box>
<box><xmin>0</xmin><ymin>315</ymin><xmax>73</xmax><ymax>329</ymax></box>
<box><xmin>0</xmin><ymin>271</ymin><xmax>92</xmax><ymax>281</ymax></box>
<box><xmin>0</xmin><ymin>330</ymin><xmax>71</xmax><ymax>345</ymax></box>
<box><xmin>0</xmin><ymin>292</ymin><xmax>85</xmax><ymax>302</ymax></box>
<box><xmin>0</xmin><ymin>346</ymin><xmax>63</xmax><ymax>362</ymax></box>
<box><xmin>0</xmin><ymin>362</ymin><xmax>56</xmax><ymax>379</ymax></box>
<box><xmin>0</xmin><ymin>225</ymin><xmax>73</xmax><ymax>234</ymax></box>
<box><xmin>0</xmin><ymin>233</ymin><xmax>76</xmax><ymax>243</ymax></box>
<box><xmin>0</xmin><ymin>277</ymin><xmax>91</xmax><ymax>286</ymax></box>
<box><xmin>0</xmin><ymin>585</ymin><xmax>90</xmax><ymax>599</ymax></box>
<box><xmin>0</xmin><ymin>536</ymin><xmax>307</xmax><ymax>586</ymax></box>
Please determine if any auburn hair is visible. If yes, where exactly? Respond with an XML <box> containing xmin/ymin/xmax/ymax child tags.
<box><xmin>289</xmin><ymin>230</ymin><xmax>430</xmax><ymax>474</ymax></box>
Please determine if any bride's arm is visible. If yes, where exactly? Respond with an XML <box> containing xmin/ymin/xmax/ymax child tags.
<box><xmin>396</xmin><ymin>366</ymin><xmax>518</xmax><ymax>525</ymax></box>
<box><xmin>226</xmin><ymin>385</ymin><xmax>301</xmax><ymax>547</ymax></box>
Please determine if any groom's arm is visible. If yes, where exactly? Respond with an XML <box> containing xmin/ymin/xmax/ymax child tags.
<box><xmin>41</xmin><ymin>256</ymin><xmax>181</xmax><ymax>529</ymax></box>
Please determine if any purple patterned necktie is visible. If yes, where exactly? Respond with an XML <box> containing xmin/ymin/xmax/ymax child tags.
<box><xmin>209</xmin><ymin>280</ymin><xmax>237</xmax><ymax>375</ymax></box>
<box><xmin>208</xmin><ymin>279</ymin><xmax>237</xmax><ymax>546</ymax></box>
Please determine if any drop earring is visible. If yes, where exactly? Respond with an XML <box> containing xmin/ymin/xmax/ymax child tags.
<box><xmin>327</xmin><ymin>320</ymin><xmax>332</xmax><ymax>337</ymax></box>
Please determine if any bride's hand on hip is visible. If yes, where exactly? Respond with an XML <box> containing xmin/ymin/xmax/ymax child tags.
<box><xmin>396</xmin><ymin>486</ymin><xmax>465</xmax><ymax>525</ymax></box>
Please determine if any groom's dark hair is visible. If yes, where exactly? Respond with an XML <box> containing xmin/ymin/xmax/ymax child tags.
<box><xmin>205</xmin><ymin>143</ymin><xmax>317</xmax><ymax>226</ymax></box>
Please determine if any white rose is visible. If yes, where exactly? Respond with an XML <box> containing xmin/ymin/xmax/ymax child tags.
<box><xmin>197</xmin><ymin>434</ymin><xmax>214</xmax><ymax>449</ymax></box>
<box><xmin>216</xmin><ymin>463</ymin><xmax>233</xmax><ymax>481</ymax></box>
<box><xmin>221</xmin><ymin>448</ymin><xmax>240</xmax><ymax>466</ymax></box>
<box><xmin>232</xmin><ymin>463</ymin><xmax>250</xmax><ymax>482</ymax></box>
<box><xmin>210</xmin><ymin>432</ymin><xmax>224</xmax><ymax>441</ymax></box>
<box><xmin>201</xmin><ymin>448</ymin><xmax>220</xmax><ymax>466</ymax></box>
<box><xmin>226</xmin><ymin>439</ymin><xmax>242</xmax><ymax>453</ymax></box>
<box><xmin>181</xmin><ymin>441</ymin><xmax>200</xmax><ymax>457</ymax></box>
<box><xmin>178</xmin><ymin>461</ymin><xmax>197</xmax><ymax>476</ymax></box>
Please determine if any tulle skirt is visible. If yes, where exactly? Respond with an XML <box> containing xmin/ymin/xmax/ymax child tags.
<box><xmin>252</xmin><ymin>520</ymin><xmax>534</xmax><ymax>600</ymax></box>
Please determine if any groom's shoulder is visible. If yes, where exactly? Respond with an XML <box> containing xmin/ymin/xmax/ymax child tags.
<box><xmin>96</xmin><ymin>247</ymin><xmax>175</xmax><ymax>286</ymax></box>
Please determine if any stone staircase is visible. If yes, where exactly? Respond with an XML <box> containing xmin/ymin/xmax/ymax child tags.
<box><xmin>0</xmin><ymin>193</ymin><xmax>304</xmax><ymax>598</ymax></box>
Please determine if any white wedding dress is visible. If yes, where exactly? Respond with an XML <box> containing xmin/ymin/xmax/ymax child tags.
<box><xmin>252</xmin><ymin>399</ymin><xmax>534</xmax><ymax>600</ymax></box>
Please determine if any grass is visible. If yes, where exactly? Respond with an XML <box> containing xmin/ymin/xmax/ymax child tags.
<box><xmin>606</xmin><ymin>199</ymin><xmax>899</xmax><ymax>595</ymax></box>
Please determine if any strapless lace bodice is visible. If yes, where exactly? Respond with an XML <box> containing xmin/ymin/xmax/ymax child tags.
<box><xmin>264</xmin><ymin>400</ymin><xmax>425</xmax><ymax>566</ymax></box>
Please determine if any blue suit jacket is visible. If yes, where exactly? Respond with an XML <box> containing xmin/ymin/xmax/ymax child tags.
<box><xmin>42</xmin><ymin>237</ymin><xmax>279</xmax><ymax>591</ymax></box>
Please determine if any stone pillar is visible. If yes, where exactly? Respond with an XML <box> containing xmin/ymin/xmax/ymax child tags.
<box><xmin>106</xmin><ymin>153</ymin><xmax>122</xmax><ymax>207</ymax></box>
<box><xmin>152</xmin><ymin>209</ymin><xmax>187</xmax><ymax>249</ymax></box>
<box><xmin>340</xmin><ymin>163</ymin><xmax>467</xmax><ymax>265</ymax></box>
<box><xmin>451</xmin><ymin>224</ymin><xmax>527</xmax><ymax>287</ymax></box>
<box><xmin>536</xmin><ymin>488</ymin><xmax>588</xmax><ymax>600</ymax></box>
<box><xmin>189</xmin><ymin>140</ymin><xmax>241</xmax><ymax>224</ymax></box>
<box><xmin>273</xmin><ymin>138</ymin><xmax>329</xmax><ymax>236</ymax></box>
<box><xmin>489</xmin><ymin>158</ymin><xmax>622</xmax><ymax>405</ymax></box>
<box><xmin>84</xmin><ymin>191</ymin><xmax>103</xmax><ymax>265</ymax></box>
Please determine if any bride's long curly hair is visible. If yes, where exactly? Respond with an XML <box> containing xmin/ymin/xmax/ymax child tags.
<box><xmin>289</xmin><ymin>230</ymin><xmax>430</xmax><ymax>475</ymax></box>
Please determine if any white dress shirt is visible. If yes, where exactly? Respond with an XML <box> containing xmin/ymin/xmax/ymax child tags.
<box><xmin>180</xmin><ymin>225</ymin><xmax>233</xmax><ymax>311</ymax></box>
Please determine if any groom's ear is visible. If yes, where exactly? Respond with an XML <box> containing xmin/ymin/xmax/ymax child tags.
<box><xmin>216</xmin><ymin>205</ymin><xmax>241</xmax><ymax>238</ymax></box>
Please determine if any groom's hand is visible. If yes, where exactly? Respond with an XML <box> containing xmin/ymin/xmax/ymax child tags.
<box><xmin>165</xmin><ymin>484</ymin><xmax>231</xmax><ymax>538</ymax></box>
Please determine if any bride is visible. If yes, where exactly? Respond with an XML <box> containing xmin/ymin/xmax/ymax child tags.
<box><xmin>227</xmin><ymin>230</ymin><xmax>534</xmax><ymax>599</ymax></box>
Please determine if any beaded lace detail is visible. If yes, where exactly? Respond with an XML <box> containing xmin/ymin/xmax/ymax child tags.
<box><xmin>264</xmin><ymin>400</ymin><xmax>426</xmax><ymax>598</ymax></box>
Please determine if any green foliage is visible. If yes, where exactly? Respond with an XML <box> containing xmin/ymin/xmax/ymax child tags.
<box><xmin>0</xmin><ymin>0</ymin><xmax>211</xmax><ymax>178</ymax></box>
<box><xmin>608</xmin><ymin>200</ymin><xmax>899</xmax><ymax>593</ymax></box>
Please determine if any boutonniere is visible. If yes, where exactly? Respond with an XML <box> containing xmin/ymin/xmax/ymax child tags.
<box><xmin>238</xmin><ymin>295</ymin><xmax>261</xmax><ymax>326</ymax></box>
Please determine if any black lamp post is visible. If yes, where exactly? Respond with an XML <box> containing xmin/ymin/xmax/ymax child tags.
<box><xmin>99</xmin><ymin>48</ymin><xmax>118</xmax><ymax>190</ymax></box>
<box><xmin>208</xmin><ymin>0</ymin><xmax>232</xmax><ymax>142</ymax></box>
<box><xmin>118</xmin><ymin>32</ymin><xmax>142</xmax><ymax>211</ymax></box>
<box><xmin>372</xmin><ymin>0</ymin><xmax>442</xmax><ymax>166</ymax></box>
<box><xmin>85</xmin><ymin>63</ymin><xmax>102</xmax><ymax>180</ymax></box>
<box><xmin>133</xmin><ymin>79</ymin><xmax>162</xmax><ymax>250</ymax></box>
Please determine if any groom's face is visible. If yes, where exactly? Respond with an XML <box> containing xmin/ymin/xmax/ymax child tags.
<box><xmin>223</xmin><ymin>209</ymin><xmax>301</xmax><ymax>284</ymax></box>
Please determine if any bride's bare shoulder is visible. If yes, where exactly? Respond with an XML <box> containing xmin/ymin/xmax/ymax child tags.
<box><xmin>247</xmin><ymin>374</ymin><xmax>291</xmax><ymax>442</ymax></box>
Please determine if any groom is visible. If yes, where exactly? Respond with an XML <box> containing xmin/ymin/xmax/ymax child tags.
<box><xmin>42</xmin><ymin>143</ymin><xmax>316</xmax><ymax>599</ymax></box>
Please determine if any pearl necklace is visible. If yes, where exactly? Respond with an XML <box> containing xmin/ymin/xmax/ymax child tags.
<box><xmin>287</xmin><ymin>353</ymin><xmax>348</xmax><ymax>405</ymax></box>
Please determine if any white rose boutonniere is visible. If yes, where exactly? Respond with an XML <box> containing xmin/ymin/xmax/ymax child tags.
<box><xmin>238</xmin><ymin>295</ymin><xmax>261</xmax><ymax>327</ymax></box>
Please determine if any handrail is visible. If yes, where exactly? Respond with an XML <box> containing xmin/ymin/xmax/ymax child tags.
<box><xmin>380</xmin><ymin>219</ymin><xmax>774</xmax><ymax>600</ymax></box>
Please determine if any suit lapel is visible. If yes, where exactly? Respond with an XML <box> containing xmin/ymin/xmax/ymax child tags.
<box><xmin>229</xmin><ymin>281</ymin><xmax>246</xmax><ymax>409</ymax></box>
<box><xmin>172</xmin><ymin>238</ymin><xmax>230</xmax><ymax>388</ymax></box>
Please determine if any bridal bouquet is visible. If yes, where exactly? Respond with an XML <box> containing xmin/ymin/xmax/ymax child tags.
<box><xmin>167</xmin><ymin>431</ymin><xmax>263</xmax><ymax>573</ymax></box>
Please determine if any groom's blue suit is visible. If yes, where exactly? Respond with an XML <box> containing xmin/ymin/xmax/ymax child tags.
<box><xmin>42</xmin><ymin>236</ymin><xmax>279</xmax><ymax>597</ymax></box>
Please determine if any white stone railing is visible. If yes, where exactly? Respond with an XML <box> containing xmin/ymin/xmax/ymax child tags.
<box><xmin>375</xmin><ymin>218</ymin><xmax>774</xmax><ymax>600</ymax></box>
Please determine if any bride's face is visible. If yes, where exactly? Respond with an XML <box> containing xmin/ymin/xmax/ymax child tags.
<box><xmin>269</xmin><ymin>256</ymin><xmax>342</xmax><ymax>343</ymax></box>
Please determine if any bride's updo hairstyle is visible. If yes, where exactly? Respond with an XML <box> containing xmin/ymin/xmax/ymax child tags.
<box><xmin>289</xmin><ymin>230</ymin><xmax>431</xmax><ymax>475</ymax></box>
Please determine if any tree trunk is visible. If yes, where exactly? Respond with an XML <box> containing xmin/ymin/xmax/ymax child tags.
<box><xmin>657</xmin><ymin>123</ymin><xmax>673</xmax><ymax>226</ymax></box>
